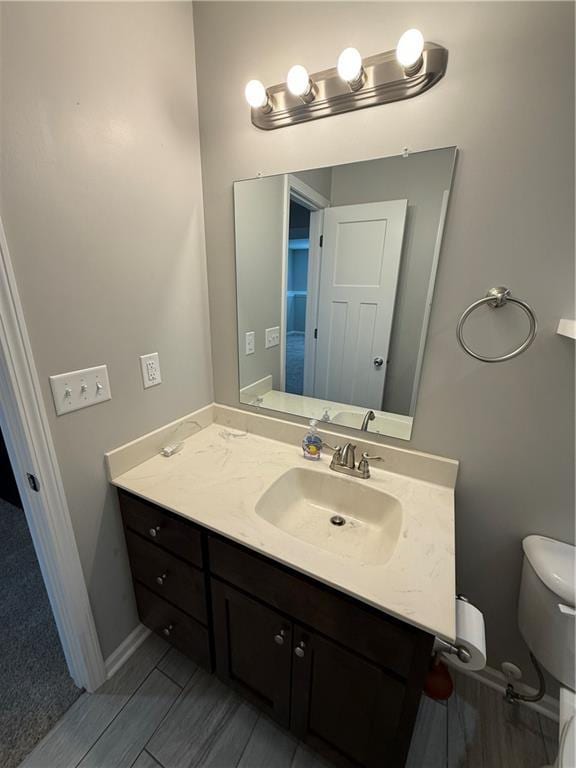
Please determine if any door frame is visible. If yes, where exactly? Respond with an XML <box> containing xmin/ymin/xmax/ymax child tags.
<box><xmin>280</xmin><ymin>175</ymin><xmax>330</xmax><ymax>392</ymax></box>
<box><xmin>0</xmin><ymin>217</ymin><xmax>106</xmax><ymax>692</ymax></box>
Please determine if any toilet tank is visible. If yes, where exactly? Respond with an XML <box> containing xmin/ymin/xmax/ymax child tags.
<box><xmin>518</xmin><ymin>535</ymin><xmax>575</xmax><ymax>691</ymax></box>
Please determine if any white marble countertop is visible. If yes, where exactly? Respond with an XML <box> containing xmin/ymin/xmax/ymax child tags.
<box><xmin>110</xmin><ymin>418</ymin><xmax>456</xmax><ymax>642</ymax></box>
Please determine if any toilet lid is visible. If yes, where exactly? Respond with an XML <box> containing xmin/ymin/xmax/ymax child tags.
<box><xmin>560</xmin><ymin>715</ymin><xmax>575</xmax><ymax>767</ymax></box>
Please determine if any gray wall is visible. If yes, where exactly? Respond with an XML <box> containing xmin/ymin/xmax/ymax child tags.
<box><xmin>236</xmin><ymin>176</ymin><xmax>284</xmax><ymax>390</ymax></box>
<box><xmin>0</xmin><ymin>2</ymin><xmax>213</xmax><ymax>658</ymax></box>
<box><xmin>330</xmin><ymin>149</ymin><xmax>455</xmax><ymax>415</ymax></box>
<box><xmin>194</xmin><ymin>1</ymin><xmax>575</xmax><ymax>678</ymax></box>
<box><xmin>293</xmin><ymin>167</ymin><xmax>333</xmax><ymax>200</ymax></box>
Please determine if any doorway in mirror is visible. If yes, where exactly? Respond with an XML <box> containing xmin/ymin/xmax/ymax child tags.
<box><xmin>285</xmin><ymin>201</ymin><xmax>310</xmax><ymax>396</ymax></box>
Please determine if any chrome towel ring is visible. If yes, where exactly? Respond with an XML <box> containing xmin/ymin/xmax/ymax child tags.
<box><xmin>456</xmin><ymin>286</ymin><xmax>537</xmax><ymax>363</ymax></box>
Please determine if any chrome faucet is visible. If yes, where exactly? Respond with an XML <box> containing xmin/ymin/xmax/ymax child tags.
<box><xmin>361</xmin><ymin>409</ymin><xmax>375</xmax><ymax>432</ymax></box>
<box><xmin>329</xmin><ymin>442</ymin><xmax>383</xmax><ymax>479</ymax></box>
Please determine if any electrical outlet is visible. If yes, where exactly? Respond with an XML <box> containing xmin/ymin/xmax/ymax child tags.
<box><xmin>245</xmin><ymin>331</ymin><xmax>255</xmax><ymax>355</ymax></box>
<box><xmin>140</xmin><ymin>352</ymin><xmax>162</xmax><ymax>389</ymax></box>
<box><xmin>49</xmin><ymin>365</ymin><xmax>111</xmax><ymax>416</ymax></box>
<box><xmin>265</xmin><ymin>326</ymin><xmax>280</xmax><ymax>349</ymax></box>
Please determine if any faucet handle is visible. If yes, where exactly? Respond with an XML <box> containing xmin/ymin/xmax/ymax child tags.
<box><xmin>358</xmin><ymin>452</ymin><xmax>383</xmax><ymax>478</ymax></box>
<box><xmin>326</xmin><ymin>444</ymin><xmax>342</xmax><ymax>469</ymax></box>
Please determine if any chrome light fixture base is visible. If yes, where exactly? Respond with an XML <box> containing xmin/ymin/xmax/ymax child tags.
<box><xmin>250</xmin><ymin>43</ymin><xmax>448</xmax><ymax>131</ymax></box>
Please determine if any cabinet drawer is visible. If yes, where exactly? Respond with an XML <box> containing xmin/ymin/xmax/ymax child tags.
<box><xmin>134</xmin><ymin>582</ymin><xmax>211</xmax><ymax>671</ymax></box>
<box><xmin>126</xmin><ymin>530</ymin><xmax>207</xmax><ymax>624</ymax></box>
<box><xmin>119</xmin><ymin>490</ymin><xmax>203</xmax><ymax>568</ymax></box>
<box><xmin>209</xmin><ymin>536</ymin><xmax>425</xmax><ymax>678</ymax></box>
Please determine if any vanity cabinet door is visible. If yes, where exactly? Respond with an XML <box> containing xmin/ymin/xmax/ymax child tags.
<box><xmin>290</xmin><ymin>626</ymin><xmax>407</xmax><ymax>768</ymax></box>
<box><xmin>211</xmin><ymin>579</ymin><xmax>293</xmax><ymax>727</ymax></box>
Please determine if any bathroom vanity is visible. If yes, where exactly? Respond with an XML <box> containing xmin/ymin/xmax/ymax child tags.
<box><xmin>108</xmin><ymin>407</ymin><xmax>457</xmax><ymax>768</ymax></box>
<box><xmin>120</xmin><ymin>489</ymin><xmax>432</xmax><ymax>768</ymax></box>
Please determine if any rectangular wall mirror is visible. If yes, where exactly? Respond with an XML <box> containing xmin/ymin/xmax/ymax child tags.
<box><xmin>234</xmin><ymin>146</ymin><xmax>457</xmax><ymax>440</ymax></box>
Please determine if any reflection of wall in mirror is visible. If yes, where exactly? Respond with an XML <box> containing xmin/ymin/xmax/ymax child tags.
<box><xmin>330</xmin><ymin>148</ymin><xmax>455</xmax><ymax>415</ymax></box>
<box><xmin>293</xmin><ymin>167</ymin><xmax>333</xmax><ymax>200</ymax></box>
<box><xmin>235</xmin><ymin>176</ymin><xmax>285</xmax><ymax>391</ymax></box>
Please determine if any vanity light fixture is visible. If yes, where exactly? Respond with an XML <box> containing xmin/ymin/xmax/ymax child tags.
<box><xmin>244</xmin><ymin>79</ymin><xmax>273</xmax><ymax>113</ymax></box>
<box><xmin>245</xmin><ymin>31</ymin><xmax>448</xmax><ymax>130</ymax></box>
<box><xmin>396</xmin><ymin>28</ymin><xmax>425</xmax><ymax>76</ymax></box>
<box><xmin>337</xmin><ymin>47</ymin><xmax>366</xmax><ymax>91</ymax></box>
<box><xmin>286</xmin><ymin>64</ymin><xmax>316</xmax><ymax>103</ymax></box>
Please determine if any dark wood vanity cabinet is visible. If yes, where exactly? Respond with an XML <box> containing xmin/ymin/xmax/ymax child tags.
<box><xmin>118</xmin><ymin>489</ymin><xmax>434</xmax><ymax>768</ymax></box>
<box><xmin>211</xmin><ymin>578</ymin><xmax>413</xmax><ymax>768</ymax></box>
<box><xmin>119</xmin><ymin>490</ymin><xmax>212</xmax><ymax>671</ymax></box>
<box><xmin>211</xmin><ymin>579</ymin><xmax>293</xmax><ymax>726</ymax></box>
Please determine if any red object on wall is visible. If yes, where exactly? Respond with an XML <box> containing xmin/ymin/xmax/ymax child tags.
<box><xmin>424</xmin><ymin>657</ymin><xmax>454</xmax><ymax>701</ymax></box>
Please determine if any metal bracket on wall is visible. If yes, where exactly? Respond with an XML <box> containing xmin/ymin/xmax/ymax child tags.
<box><xmin>249</xmin><ymin>43</ymin><xmax>448</xmax><ymax>131</ymax></box>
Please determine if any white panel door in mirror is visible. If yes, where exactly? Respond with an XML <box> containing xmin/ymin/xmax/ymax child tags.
<box><xmin>314</xmin><ymin>200</ymin><xmax>407</xmax><ymax>409</ymax></box>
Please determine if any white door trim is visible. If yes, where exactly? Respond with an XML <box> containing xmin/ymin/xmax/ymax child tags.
<box><xmin>302</xmin><ymin>209</ymin><xmax>324</xmax><ymax>397</ymax></box>
<box><xmin>0</xmin><ymin>217</ymin><xmax>106</xmax><ymax>692</ymax></box>
<box><xmin>287</xmin><ymin>174</ymin><xmax>331</xmax><ymax>212</ymax></box>
<box><xmin>279</xmin><ymin>175</ymin><xmax>290</xmax><ymax>392</ymax></box>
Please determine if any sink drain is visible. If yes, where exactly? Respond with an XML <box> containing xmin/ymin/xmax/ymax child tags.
<box><xmin>330</xmin><ymin>515</ymin><xmax>346</xmax><ymax>527</ymax></box>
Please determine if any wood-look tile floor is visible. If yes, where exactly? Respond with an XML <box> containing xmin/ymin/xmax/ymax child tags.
<box><xmin>19</xmin><ymin>634</ymin><xmax>559</xmax><ymax>768</ymax></box>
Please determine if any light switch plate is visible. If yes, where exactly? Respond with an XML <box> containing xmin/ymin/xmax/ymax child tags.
<box><xmin>140</xmin><ymin>352</ymin><xmax>162</xmax><ymax>389</ymax></box>
<box><xmin>50</xmin><ymin>365</ymin><xmax>111</xmax><ymax>416</ymax></box>
<box><xmin>265</xmin><ymin>326</ymin><xmax>280</xmax><ymax>349</ymax></box>
<box><xmin>245</xmin><ymin>331</ymin><xmax>255</xmax><ymax>355</ymax></box>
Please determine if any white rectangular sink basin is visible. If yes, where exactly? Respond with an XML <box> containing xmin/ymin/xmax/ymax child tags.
<box><xmin>255</xmin><ymin>467</ymin><xmax>402</xmax><ymax>565</ymax></box>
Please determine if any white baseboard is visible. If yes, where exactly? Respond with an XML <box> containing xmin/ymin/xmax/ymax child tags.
<box><xmin>104</xmin><ymin>623</ymin><xmax>151</xmax><ymax>680</ymax></box>
<box><xmin>457</xmin><ymin>663</ymin><xmax>559</xmax><ymax>721</ymax></box>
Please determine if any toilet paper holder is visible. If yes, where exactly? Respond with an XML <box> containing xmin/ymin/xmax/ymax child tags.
<box><xmin>433</xmin><ymin>595</ymin><xmax>473</xmax><ymax>664</ymax></box>
<box><xmin>434</xmin><ymin>636</ymin><xmax>472</xmax><ymax>664</ymax></box>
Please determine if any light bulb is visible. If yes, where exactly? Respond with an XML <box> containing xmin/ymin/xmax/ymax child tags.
<box><xmin>287</xmin><ymin>64</ymin><xmax>313</xmax><ymax>99</ymax></box>
<box><xmin>245</xmin><ymin>80</ymin><xmax>269</xmax><ymax>110</ymax></box>
<box><xmin>337</xmin><ymin>47</ymin><xmax>364</xmax><ymax>87</ymax></box>
<box><xmin>396</xmin><ymin>28</ymin><xmax>424</xmax><ymax>73</ymax></box>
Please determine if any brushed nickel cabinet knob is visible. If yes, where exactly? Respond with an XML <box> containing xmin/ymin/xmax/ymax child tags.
<box><xmin>295</xmin><ymin>641</ymin><xmax>306</xmax><ymax>658</ymax></box>
<box><xmin>149</xmin><ymin>526</ymin><xmax>161</xmax><ymax>537</ymax></box>
<box><xmin>162</xmin><ymin>624</ymin><xmax>173</xmax><ymax>637</ymax></box>
<box><xmin>156</xmin><ymin>573</ymin><xmax>167</xmax><ymax>586</ymax></box>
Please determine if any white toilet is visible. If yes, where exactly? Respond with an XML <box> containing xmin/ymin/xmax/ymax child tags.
<box><xmin>518</xmin><ymin>535</ymin><xmax>575</xmax><ymax>768</ymax></box>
